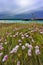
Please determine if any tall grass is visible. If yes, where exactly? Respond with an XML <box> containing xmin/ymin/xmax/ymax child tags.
<box><xmin>0</xmin><ymin>22</ymin><xmax>43</xmax><ymax>65</ymax></box>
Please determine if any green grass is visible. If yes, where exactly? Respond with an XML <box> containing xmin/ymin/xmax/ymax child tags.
<box><xmin>0</xmin><ymin>22</ymin><xmax>43</xmax><ymax>65</ymax></box>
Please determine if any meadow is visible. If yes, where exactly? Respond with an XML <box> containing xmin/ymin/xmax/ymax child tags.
<box><xmin>0</xmin><ymin>22</ymin><xmax>43</xmax><ymax>65</ymax></box>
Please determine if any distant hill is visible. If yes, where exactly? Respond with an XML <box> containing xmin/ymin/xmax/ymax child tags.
<box><xmin>0</xmin><ymin>10</ymin><xmax>43</xmax><ymax>19</ymax></box>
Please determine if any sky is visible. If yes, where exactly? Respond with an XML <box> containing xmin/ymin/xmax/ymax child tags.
<box><xmin>0</xmin><ymin>0</ymin><xmax>43</xmax><ymax>15</ymax></box>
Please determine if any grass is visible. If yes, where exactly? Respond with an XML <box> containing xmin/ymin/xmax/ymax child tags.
<box><xmin>0</xmin><ymin>22</ymin><xmax>43</xmax><ymax>65</ymax></box>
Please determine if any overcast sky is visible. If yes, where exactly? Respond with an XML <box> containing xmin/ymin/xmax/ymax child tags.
<box><xmin>0</xmin><ymin>0</ymin><xmax>43</xmax><ymax>15</ymax></box>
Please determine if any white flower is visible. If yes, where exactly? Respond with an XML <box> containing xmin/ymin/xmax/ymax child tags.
<box><xmin>19</xmin><ymin>43</ymin><xmax>22</xmax><ymax>46</ymax></box>
<box><xmin>35</xmin><ymin>46</ymin><xmax>39</xmax><ymax>49</ymax></box>
<box><xmin>2</xmin><ymin>55</ymin><xmax>8</xmax><ymax>62</ymax></box>
<box><xmin>25</xmin><ymin>43</ymin><xmax>33</xmax><ymax>50</ymax></box>
<box><xmin>32</xmin><ymin>39</ymin><xmax>34</xmax><ymax>43</ymax></box>
<box><xmin>21</xmin><ymin>34</ymin><xmax>24</xmax><ymax>37</ymax></box>
<box><xmin>25</xmin><ymin>35</ymin><xmax>29</xmax><ymax>38</ymax></box>
<box><xmin>28</xmin><ymin>49</ymin><xmax>32</xmax><ymax>56</ymax></box>
<box><xmin>35</xmin><ymin>49</ymin><xmax>40</xmax><ymax>55</ymax></box>
<box><xmin>15</xmin><ymin>45</ymin><xmax>19</xmax><ymax>49</ymax></box>
<box><xmin>10</xmin><ymin>45</ymin><xmax>19</xmax><ymax>54</ymax></box>
<box><xmin>21</xmin><ymin>36</ymin><xmax>24</xmax><ymax>39</ymax></box>
<box><xmin>13</xmin><ymin>35</ymin><xmax>16</xmax><ymax>37</ymax></box>
<box><xmin>40</xmin><ymin>32</ymin><xmax>43</xmax><ymax>34</ymax></box>
<box><xmin>0</xmin><ymin>43</ymin><xmax>3</xmax><ymax>45</ymax></box>
<box><xmin>18</xmin><ymin>40</ymin><xmax>22</xmax><ymax>43</ymax></box>
<box><xmin>17</xmin><ymin>61</ymin><xmax>20</xmax><ymax>65</ymax></box>
<box><xmin>5</xmin><ymin>42</ymin><xmax>7</xmax><ymax>45</ymax></box>
<box><xmin>0</xmin><ymin>52</ymin><xmax>3</xmax><ymax>56</ymax></box>
<box><xmin>10</xmin><ymin>48</ymin><xmax>17</xmax><ymax>54</ymax></box>
<box><xmin>28</xmin><ymin>44</ymin><xmax>33</xmax><ymax>50</ymax></box>
<box><xmin>35</xmin><ymin>46</ymin><xmax>40</xmax><ymax>55</ymax></box>
<box><xmin>25</xmin><ymin>43</ymin><xmax>29</xmax><ymax>47</ymax></box>
<box><xmin>22</xmin><ymin>45</ymin><xmax>25</xmax><ymax>50</ymax></box>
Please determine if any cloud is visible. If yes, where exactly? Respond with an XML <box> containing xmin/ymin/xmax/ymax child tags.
<box><xmin>0</xmin><ymin>0</ymin><xmax>43</xmax><ymax>15</ymax></box>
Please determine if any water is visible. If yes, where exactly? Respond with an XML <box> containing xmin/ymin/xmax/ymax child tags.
<box><xmin>0</xmin><ymin>20</ymin><xmax>43</xmax><ymax>23</ymax></box>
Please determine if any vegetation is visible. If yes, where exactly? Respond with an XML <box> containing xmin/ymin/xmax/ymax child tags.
<box><xmin>0</xmin><ymin>22</ymin><xmax>43</xmax><ymax>65</ymax></box>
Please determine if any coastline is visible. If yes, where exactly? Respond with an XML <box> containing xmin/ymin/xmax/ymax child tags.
<box><xmin>0</xmin><ymin>20</ymin><xmax>43</xmax><ymax>24</ymax></box>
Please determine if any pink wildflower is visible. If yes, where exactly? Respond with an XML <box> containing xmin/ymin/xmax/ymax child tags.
<box><xmin>35</xmin><ymin>46</ymin><xmax>40</xmax><ymax>55</ymax></box>
<box><xmin>10</xmin><ymin>45</ymin><xmax>19</xmax><ymax>54</ymax></box>
<box><xmin>0</xmin><ymin>44</ymin><xmax>4</xmax><ymax>50</ymax></box>
<box><xmin>2</xmin><ymin>55</ymin><xmax>8</xmax><ymax>62</ymax></box>
<box><xmin>28</xmin><ymin>49</ymin><xmax>32</xmax><ymax>56</ymax></box>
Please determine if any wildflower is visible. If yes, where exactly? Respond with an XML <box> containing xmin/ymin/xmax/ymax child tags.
<box><xmin>35</xmin><ymin>46</ymin><xmax>40</xmax><ymax>55</ymax></box>
<box><xmin>22</xmin><ymin>45</ymin><xmax>25</xmax><ymax>50</ymax></box>
<box><xmin>2</xmin><ymin>55</ymin><xmax>8</xmax><ymax>62</ymax></box>
<box><xmin>31</xmin><ymin>29</ymin><xmax>37</xmax><ymax>33</ymax></box>
<box><xmin>28</xmin><ymin>49</ymin><xmax>32</xmax><ymax>56</ymax></box>
<box><xmin>25</xmin><ymin>43</ymin><xmax>33</xmax><ymax>50</ymax></box>
<box><xmin>0</xmin><ymin>43</ymin><xmax>3</xmax><ymax>45</ymax></box>
<box><xmin>21</xmin><ymin>34</ymin><xmax>24</xmax><ymax>37</ymax></box>
<box><xmin>25</xmin><ymin>43</ymin><xmax>29</xmax><ymax>47</ymax></box>
<box><xmin>21</xmin><ymin>36</ymin><xmax>24</xmax><ymax>39</ymax></box>
<box><xmin>18</xmin><ymin>40</ymin><xmax>22</xmax><ymax>43</ymax></box>
<box><xmin>28</xmin><ymin>44</ymin><xmax>33</xmax><ymax>50</ymax></box>
<box><xmin>0</xmin><ymin>52</ymin><xmax>3</xmax><ymax>56</ymax></box>
<box><xmin>32</xmin><ymin>39</ymin><xmax>34</xmax><ymax>43</ymax></box>
<box><xmin>35</xmin><ymin>49</ymin><xmax>40</xmax><ymax>55</ymax></box>
<box><xmin>15</xmin><ymin>45</ymin><xmax>19</xmax><ymax>49</ymax></box>
<box><xmin>19</xmin><ymin>43</ymin><xmax>22</xmax><ymax>46</ymax></box>
<box><xmin>10</xmin><ymin>48</ymin><xmax>17</xmax><ymax>54</ymax></box>
<box><xmin>5</xmin><ymin>42</ymin><xmax>7</xmax><ymax>45</ymax></box>
<box><xmin>40</xmin><ymin>32</ymin><xmax>43</xmax><ymax>34</ymax></box>
<box><xmin>33</xmin><ymin>29</ymin><xmax>37</xmax><ymax>32</ymax></box>
<box><xmin>13</xmin><ymin>35</ymin><xmax>16</xmax><ymax>37</ymax></box>
<box><xmin>10</xmin><ymin>35</ymin><xmax>12</xmax><ymax>37</ymax></box>
<box><xmin>35</xmin><ymin>46</ymin><xmax>39</xmax><ymax>49</ymax></box>
<box><xmin>0</xmin><ymin>44</ymin><xmax>4</xmax><ymax>50</ymax></box>
<box><xmin>25</xmin><ymin>35</ymin><xmax>29</xmax><ymax>38</ymax></box>
<box><xmin>10</xmin><ymin>45</ymin><xmax>19</xmax><ymax>54</ymax></box>
<box><xmin>17</xmin><ymin>61</ymin><xmax>20</xmax><ymax>65</ymax></box>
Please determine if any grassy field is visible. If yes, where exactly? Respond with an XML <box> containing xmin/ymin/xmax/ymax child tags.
<box><xmin>0</xmin><ymin>22</ymin><xmax>43</xmax><ymax>65</ymax></box>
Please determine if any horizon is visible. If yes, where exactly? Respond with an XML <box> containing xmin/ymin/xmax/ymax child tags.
<box><xmin>0</xmin><ymin>0</ymin><xmax>43</xmax><ymax>19</ymax></box>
